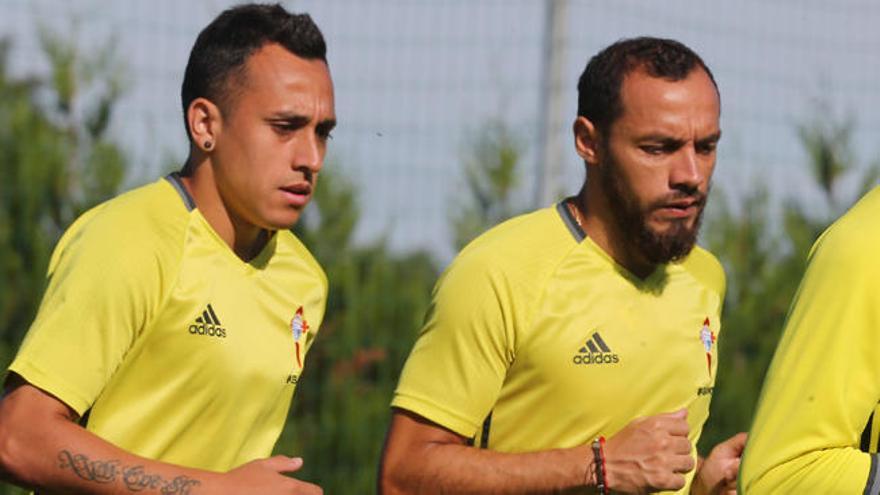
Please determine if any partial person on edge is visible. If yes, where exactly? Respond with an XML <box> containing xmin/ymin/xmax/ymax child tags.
<box><xmin>740</xmin><ymin>186</ymin><xmax>880</xmax><ymax>493</ymax></box>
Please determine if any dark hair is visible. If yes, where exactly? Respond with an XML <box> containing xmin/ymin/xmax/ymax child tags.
<box><xmin>577</xmin><ymin>37</ymin><xmax>717</xmax><ymax>135</ymax></box>
<box><xmin>181</xmin><ymin>3</ymin><xmax>327</xmax><ymax>139</ymax></box>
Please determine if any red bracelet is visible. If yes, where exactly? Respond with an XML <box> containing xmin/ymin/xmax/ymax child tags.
<box><xmin>599</xmin><ymin>436</ymin><xmax>608</xmax><ymax>491</ymax></box>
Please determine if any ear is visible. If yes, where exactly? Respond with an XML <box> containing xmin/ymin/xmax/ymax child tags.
<box><xmin>573</xmin><ymin>116</ymin><xmax>601</xmax><ymax>166</ymax></box>
<box><xmin>187</xmin><ymin>97</ymin><xmax>222</xmax><ymax>152</ymax></box>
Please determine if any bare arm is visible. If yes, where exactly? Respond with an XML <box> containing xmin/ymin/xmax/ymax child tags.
<box><xmin>379</xmin><ymin>408</ymin><xmax>696</xmax><ymax>495</ymax></box>
<box><xmin>0</xmin><ymin>375</ymin><xmax>321</xmax><ymax>495</ymax></box>
<box><xmin>378</xmin><ymin>409</ymin><xmax>591</xmax><ymax>495</ymax></box>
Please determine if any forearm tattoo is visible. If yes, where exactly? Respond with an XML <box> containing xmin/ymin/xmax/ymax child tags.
<box><xmin>57</xmin><ymin>450</ymin><xmax>201</xmax><ymax>494</ymax></box>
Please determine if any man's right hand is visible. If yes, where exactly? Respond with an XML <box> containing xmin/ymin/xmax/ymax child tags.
<box><xmin>221</xmin><ymin>456</ymin><xmax>322</xmax><ymax>494</ymax></box>
<box><xmin>603</xmin><ymin>408</ymin><xmax>694</xmax><ymax>494</ymax></box>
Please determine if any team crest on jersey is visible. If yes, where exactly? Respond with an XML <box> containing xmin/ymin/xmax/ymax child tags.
<box><xmin>291</xmin><ymin>306</ymin><xmax>310</xmax><ymax>368</ymax></box>
<box><xmin>699</xmin><ymin>317</ymin><xmax>716</xmax><ymax>378</ymax></box>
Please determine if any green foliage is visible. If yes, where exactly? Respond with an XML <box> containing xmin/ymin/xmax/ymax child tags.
<box><xmin>280</xmin><ymin>118</ymin><xmax>524</xmax><ymax>489</ymax></box>
<box><xmin>281</xmin><ymin>169</ymin><xmax>439</xmax><ymax>492</ymax></box>
<box><xmin>0</xmin><ymin>27</ymin><xmax>438</xmax><ymax>494</ymax></box>
<box><xmin>2</xmin><ymin>21</ymin><xmax>878</xmax><ymax>492</ymax></box>
<box><xmin>451</xmin><ymin>120</ymin><xmax>526</xmax><ymax>250</ymax></box>
<box><xmin>0</xmin><ymin>32</ymin><xmax>126</xmax><ymax>495</ymax></box>
<box><xmin>277</xmin><ymin>119</ymin><xmax>524</xmax><ymax>490</ymax></box>
<box><xmin>0</xmin><ymin>33</ymin><xmax>126</xmax><ymax>374</ymax></box>
<box><xmin>699</xmin><ymin>113</ymin><xmax>879</xmax><ymax>451</ymax></box>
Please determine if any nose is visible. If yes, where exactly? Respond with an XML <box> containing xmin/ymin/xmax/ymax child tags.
<box><xmin>293</xmin><ymin>132</ymin><xmax>324</xmax><ymax>175</ymax></box>
<box><xmin>669</xmin><ymin>145</ymin><xmax>704</xmax><ymax>192</ymax></box>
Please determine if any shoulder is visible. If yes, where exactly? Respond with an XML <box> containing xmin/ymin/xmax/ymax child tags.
<box><xmin>88</xmin><ymin>178</ymin><xmax>188</xmax><ymax>234</ymax></box>
<box><xmin>445</xmin><ymin>205</ymin><xmax>580</xmax><ymax>290</ymax></box>
<box><xmin>809</xmin><ymin>186</ymin><xmax>880</xmax><ymax>268</ymax></box>
<box><xmin>679</xmin><ymin>244</ymin><xmax>726</xmax><ymax>299</ymax></box>
<box><xmin>50</xmin><ymin>179</ymin><xmax>189</xmax><ymax>274</ymax></box>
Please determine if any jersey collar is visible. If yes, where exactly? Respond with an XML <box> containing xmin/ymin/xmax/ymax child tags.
<box><xmin>556</xmin><ymin>198</ymin><xmax>586</xmax><ymax>243</ymax></box>
<box><xmin>165</xmin><ymin>172</ymin><xmax>196</xmax><ymax>211</ymax></box>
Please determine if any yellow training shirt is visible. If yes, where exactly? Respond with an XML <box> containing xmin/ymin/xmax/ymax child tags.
<box><xmin>740</xmin><ymin>186</ymin><xmax>880</xmax><ymax>494</ymax></box>
<box><xmin>392</xmin><ymin>201</ymin><xmax>725</xmax><ymax>493</ymax></box>
<box><xmin>9</xmin><ymin>174</ymin><xmax>327</xmax><ymax>471</ymax></box>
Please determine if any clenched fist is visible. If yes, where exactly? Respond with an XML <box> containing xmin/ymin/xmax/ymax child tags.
<box><xmin>603</xmin><ymin>409</ymin><xmax>695</xmax><ymax>494</ymax></box>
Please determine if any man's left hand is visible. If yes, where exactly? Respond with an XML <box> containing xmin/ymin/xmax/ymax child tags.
<box><xmin>691</xmin><ymin>432</ymin><xmax>747</xmax><ymax>495</ymax></box>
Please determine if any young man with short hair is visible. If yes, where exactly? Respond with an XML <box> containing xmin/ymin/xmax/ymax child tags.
<box><xmin>0</xmin><ymin>4</ymin><xmax>335</xmax><ymax>494</ymax></box>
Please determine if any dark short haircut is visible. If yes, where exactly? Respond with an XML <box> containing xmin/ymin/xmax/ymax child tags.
<box><xmin>181</xmin><ymin>3</ymin><xmax>327</xmax><ymax>140</ymax></box>
<box><xmin>577</xmin><ymin>37</ymin><xmax>717</xmax><ymax>136</ymax></box>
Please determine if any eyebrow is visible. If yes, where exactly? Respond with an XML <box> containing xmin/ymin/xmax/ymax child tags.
<box><xmin>318</xmin><ymin>118</ymin><xmax>337</xmax><ymax>131</ymax></box>
<box><xmin>267</xmin><ymin>112</ymin><xmax>308</xmax><ymax>122</ymax></box>
<box><xmin>266</xmin><ymin>113</ymin><xmax>337</xmax><ymax>130</ymax></box>
<box><xmin>699</xmin><ymin>131</ymin><xmax>722</xmax><ymax>143</ymax></box>
<box><xmin>637</xmin><ymin>130</ymin><xmax>722</xmax><ymax>143</ymax></box>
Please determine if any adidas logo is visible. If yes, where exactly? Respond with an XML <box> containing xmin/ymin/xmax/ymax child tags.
<box><xmin>572</xmin><ymin>332</ymin><xmax>619</xmax><ymax>365</ymax></box>
<box><xmin>188</xmin><ymin>304</ymin><xmax>227</xmax><ymax>338</ymax></box>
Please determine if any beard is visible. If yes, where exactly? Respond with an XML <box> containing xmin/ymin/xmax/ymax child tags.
<box><xmin>600</xmin><ymin>156</ymin><xmax>708</xmax><ymax>266</ymax></box>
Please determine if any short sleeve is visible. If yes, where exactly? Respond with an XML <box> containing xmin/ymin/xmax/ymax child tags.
<box><xmin>391</xmin><ymin>253</ymin><xmax>518</xmax><ymax>438</ymax></box>
<box><xmin>8</xmin><ymin>206</ymin><xmax>169</xmax><ymax>415</ymax></box>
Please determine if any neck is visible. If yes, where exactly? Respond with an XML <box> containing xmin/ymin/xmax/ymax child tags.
<box><xmin>576</xmin><ymin>183</ymin><xmax>656</xmax><ymax>279</ymax></box>
<box><xmin>180</xmin><ymin>157</ymin><xmax>269</xmax><ymax>261</ymax></box>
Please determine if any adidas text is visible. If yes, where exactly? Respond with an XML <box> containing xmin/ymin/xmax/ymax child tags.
<box><xmin>189</xmin><ymin>323</ymin><xmax>227</xmax><ymax>338</ymax></box>
<box><xmin>190</xmin><ymin>304</ymin><xmax>226</xmax><ymax>338</ymax></box>
<box><xmin>572</xmin><ymin>352</ymin><xmax>619</xmax><ymax>365</ymax></box>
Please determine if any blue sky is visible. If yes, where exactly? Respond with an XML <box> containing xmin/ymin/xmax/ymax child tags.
<box><xmin>3</xmin><ymin>0</ymin><xmax>879</xmax><ymax>262</ymax></box>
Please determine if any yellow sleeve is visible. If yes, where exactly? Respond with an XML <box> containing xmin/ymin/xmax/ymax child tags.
<box><xmin>740</xmin><ymin>220</ymin><xmax>880</xmax><ymax>493</ymax></box>
<box><xmin>8</xmin><ymin>204</ymin><xmax>173</xmax><ymax>415</ymax></box>
<box><xmin>391</xmin><ymin>252</ymin><xmax>518</xmax><ymax>438</ymax></box>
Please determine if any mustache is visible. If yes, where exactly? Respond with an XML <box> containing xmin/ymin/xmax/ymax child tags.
<box><xmin>648</xmin><ymin>193</ymin><xmax>706</xmax><ymax>210</ymax></box>
<box><xmin>648</xmin><ymin>185</ymin><xmax>710</xmax><ymax>211</ymax></box>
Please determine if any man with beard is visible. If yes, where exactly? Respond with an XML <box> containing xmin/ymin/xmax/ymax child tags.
<box><xmin>379</xmin><ymin>37</ymin><xmax>745</xmax><ymax>494</ymax></box>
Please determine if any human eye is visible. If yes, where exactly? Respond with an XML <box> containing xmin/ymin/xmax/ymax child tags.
<box><xmin>316</xmin><ymin>122</ymin><xmax>336</xmax><ymax>141</ymax></box>
<box><xmin>268</xmin><ymin>116</ymin><xmax>309</xmax><ymax>136</ymax></box>
<box><xmin>640</xmin><ymin>143</ymin><xmax>666</xmax><ymax>155</ymax></box>
<box><xmin>271</xmin><ymin>122</ymin><xmax>295</xmax><ymax>134</ymax></box>
<box><xmin>269</xmin><ymin>121</ymin><xmax>301</xmax><ymax>137</ymax></box>
<box><xmin>696</xmin><ymin>140</ymin><xmax>718</xmax><ymax>155</ymax></box>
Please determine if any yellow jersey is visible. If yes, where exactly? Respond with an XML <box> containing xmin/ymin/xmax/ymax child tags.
<box><xmin>740</xmin><ymin>187</ymin><xmax>880</xmax><ymax>494</ymax></box>
<box><xmin>8</xmin><ymin>174</ymin><xmax>327</xmax><ymax>471</ymax></box>
<box><xmin>392</xmin><ymin>200</ymin><xmax>725</xmax><ymax>493</ymax></box>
